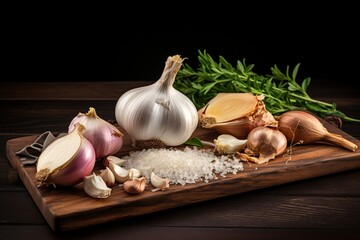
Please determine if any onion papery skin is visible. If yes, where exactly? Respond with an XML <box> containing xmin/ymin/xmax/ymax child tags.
<box><xmin>36</xmin><ymin>123</ymin><xmax>96</xmax><ymax>187</ymax></box>
<box><xmin>68</xmin><ymin>107</ymin><xmax>124</xmax><ymax>159</ymax></box>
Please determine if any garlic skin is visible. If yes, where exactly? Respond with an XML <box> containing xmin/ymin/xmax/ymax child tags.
<box><xmin>123</xmin><ymin>177</ymin><xmax>146</xmax><ymax>194</ymax></box>
<box><xmin>214</xmin><ymin>134</ymin><xmax>247</xmax><ymax>154</ymax></box>
<box><xmin>115</xmin><ymin>55</ymin><xmax>198</xmax><ymax>147</ymax></box>
<box><xmin>83</xmin><ymin>173</ymin><xmax>112</xmax><ymax>198</ymax></box>
<box><xmin>69</xmin><ymin>107</ymin><xmax>124</xmax><ymax>159</ymax></box>
<box><xmin>244</xmin><ymin>126</ymin><xmax>287</xmax><ymax>164</ymax></box>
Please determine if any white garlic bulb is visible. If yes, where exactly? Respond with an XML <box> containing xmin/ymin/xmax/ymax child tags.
<box><xmin>115</xmin><ymin>55</ymin><xmax>198</xmax><ymax>147</ymax></box>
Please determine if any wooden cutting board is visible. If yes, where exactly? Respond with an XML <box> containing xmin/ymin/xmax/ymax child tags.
<box><xmin>6</xmin><ymin>122</ymin><xmax>360</xmax><ymax>232</ymax></box>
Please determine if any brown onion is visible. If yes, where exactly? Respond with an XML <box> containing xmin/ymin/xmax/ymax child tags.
<box><xmin>278</xmin><ymin>110</ymin><xmax>358</xmax><ymax>151</ymax></box>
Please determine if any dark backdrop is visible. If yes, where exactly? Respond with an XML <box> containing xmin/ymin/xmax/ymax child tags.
<box><xmin>3</xmin><ymin>4</ymin><xmax>358</xmax><ymax>84</ymax></box>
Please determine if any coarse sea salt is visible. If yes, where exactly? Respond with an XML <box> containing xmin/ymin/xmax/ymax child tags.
<box><xmin>123</xmin><ymin>146</ymin><xmax>243</xmax><ymax>186</ymax></box>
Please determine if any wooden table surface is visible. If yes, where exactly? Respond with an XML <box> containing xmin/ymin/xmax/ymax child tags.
<box><xmin>1</xmin><ymin>81</ymin><xmax>359</xmax><ymax>240</ymax></box>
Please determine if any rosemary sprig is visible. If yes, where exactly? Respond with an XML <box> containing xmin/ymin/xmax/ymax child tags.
<box><xmin>174</xmin><ymin>50</ymin><xmax>360</xmax><ymax>122</ymax></box>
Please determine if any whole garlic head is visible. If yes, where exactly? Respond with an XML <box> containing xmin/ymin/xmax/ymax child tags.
<box><xmin>115</xmin><ymin>55</ymin><xmax>198</xmax><ymax>147</ymax></box>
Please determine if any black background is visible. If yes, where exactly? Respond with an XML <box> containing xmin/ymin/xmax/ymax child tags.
<box><xmin>3</xmin><ymin>3</ymin><xmax>358</xmax><ymax>83</ymax></box>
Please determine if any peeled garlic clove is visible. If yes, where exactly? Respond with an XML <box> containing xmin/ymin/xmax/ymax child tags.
<box><xmin>83</xmin><ymin>172</ymin><xmax>112</xmax><ymax>198</ymax></box>
<box><xmin>214</xmin><ymin>134</ymin><xmax>247</xmax><ymax>154</ymax></box>
<box><xmin>150</xmin><ymin>172</ymin><xmax>170</xmax><ymax>191</ymax></box>
<box><xmin>99</xmin><ymin>167</ymin><xmax>116</xmax><ymax>187</ymax></box>
<box><xmin>108</xmin><ymin>160</ymin><xmax>129</xmax><ymax>183</ymax></box>
<box><xmin>68</xmin><ymin>107</ymin><xmax>124</xmax><ymax>159</ymax></box>
<box><xmin>123</xmin><ymin>177</ymin><xmax>146</xmax><ymax>194</ymax></box>
<box><xmin>36</xmin><ymin>123</ymin><xmax>96</xmax><ymax>187</ymax></box>
<box><xmin>115</xmin><ymin>55</ymin><xmax>198</xmax><ymax>148</ymax></box>
<box><xmin>128</xmin><ymin>168</ymin><xmax>141</xmax><ymax>179</ymax></box>
<box><xmin>199</xmin><ymin>93</ymin><xmax>276</xmax><ymax>139</ymax></box>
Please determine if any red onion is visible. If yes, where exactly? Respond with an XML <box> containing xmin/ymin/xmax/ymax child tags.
<box><xmin>68</xmin><ymin>107</ymin><xmax>124</xmax><ymax>159</ymax></box>
<box><xmin>36</xmin><ymin>123</ymin><xmax>96</xmax><ymax>187</ymax></box>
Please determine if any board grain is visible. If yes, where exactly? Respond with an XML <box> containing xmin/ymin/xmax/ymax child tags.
<box><xmin>6</xmin><ymin>123</ymin><xmax>360</xmax><ymax>232</ymax></box>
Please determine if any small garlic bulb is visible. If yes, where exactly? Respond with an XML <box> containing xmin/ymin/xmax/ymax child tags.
<box><xmin>115</xmin><ymin>55</ymin><xmax>198</xmax><ymax>147</ymax></box>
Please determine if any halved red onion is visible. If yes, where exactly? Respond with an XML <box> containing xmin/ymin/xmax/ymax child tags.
<box><xmin>36</xmin><ymin>123</ymin><xmax>96</xmax><ymax>187</ymax></box>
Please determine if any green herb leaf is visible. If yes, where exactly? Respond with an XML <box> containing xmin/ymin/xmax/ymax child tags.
<box><xmin>174</xmin><ymin>50</ymin><xmax>360</xmax><ymax>123</ymax></box>
<box><xmin>184</xmin><ymin>137</ymin><xmax>204</xmax><ymax>147</ymax></box>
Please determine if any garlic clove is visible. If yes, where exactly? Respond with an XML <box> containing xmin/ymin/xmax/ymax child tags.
<box><xmin>128</xmin><ymin>168</ymin><xmax>141</xmax><ymax>179</ymax></box>
<box><xmin>214</xmin><ymin>134</ymin><xmax>247</xmax><ymax>155</ymax></box>
<box><xmin>150</xmin><ymin>172</ymin><xmax>170</xmax><ymax>191</ymax></box>
<box><xmin>99</xmin><ymin>167</ymin><xmax>116</xmax><ymax>187</ymax></box>
<box><xmin>83</xmin><ymin>172</ymin><xmax>112</xmax><ymax>198</ymax></box>
<box><xmin>108</xmin><ymin>160</ymin><xmax>129</xmax><ymax>183</ymax></box>
<box><xmin>103</xmin><ymin>155</ymin><xmax>127</xmax><ymax>168</ymax></box>
<box><xmin>123</xmin><ymin>177</ymin><xmax>146</xmax><ymax>194</ymax></box>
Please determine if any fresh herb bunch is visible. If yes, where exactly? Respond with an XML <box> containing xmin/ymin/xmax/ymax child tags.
<box><xmin>174</xmin><ymin>50</ymin><xmax>360</xmax><ymax>122</ymax></box>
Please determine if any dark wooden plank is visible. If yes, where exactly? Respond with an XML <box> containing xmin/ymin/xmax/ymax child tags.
<box><xmin>1</xmin><ymin>225</ymin><xmax>359</xmax><ymax>240</ymax></box>
<box><xmin>5</xmin><ymin>121</ymin><xmax>360</xmax><ymax>232</ymax></box>
<box><xmin>2</xmin><ymin>188</ymin><xmax>359</xmax><ymax>229</ymax></box>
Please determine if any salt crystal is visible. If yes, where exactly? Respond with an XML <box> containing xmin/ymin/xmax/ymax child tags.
<box><xmin>123</xmin><ymin>147</ymin><xmax>243</xmax><ymax>186</ymax></box>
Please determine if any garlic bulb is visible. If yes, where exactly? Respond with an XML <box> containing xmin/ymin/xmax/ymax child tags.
<box><xmin>68</xmin><ymin>107</ymin><xmax>124</xmax><ymax>159</ymax></box>
<box><xmin>115</xmin><ymin>55</ymin><xmax>198</xmax><ymax>147</ymax></box>
<box><xmin>36</xmin><ymin>123</ymin><xmax>96</xmax><ymax>187</ymax></box>
<box><xmin>198</xmin><ymin>93</ymin><xmax>276</xmax><ymax>139</ymax></box>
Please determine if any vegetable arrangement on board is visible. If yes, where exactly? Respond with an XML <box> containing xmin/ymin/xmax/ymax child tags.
<box><xmin>29</xmin><ymin>53</ymin><xmax>358</xmax><ymax>200</ymax></box>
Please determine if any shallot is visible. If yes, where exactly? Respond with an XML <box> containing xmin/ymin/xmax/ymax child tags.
<box><xmin>277</xmin><ymin>110</ymin><xmax>358</xmax><ymax>151</ymax></box>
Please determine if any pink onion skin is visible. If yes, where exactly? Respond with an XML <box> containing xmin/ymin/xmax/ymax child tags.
<box><xmin>49</xmin><ymin>138</ymin><xmax>96</xmax><ymax>186</ymax></box>
<box><xmin>68</xmin><ymin>107</ymin><xmax>124</xmax><ymax>159</ymax></box>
